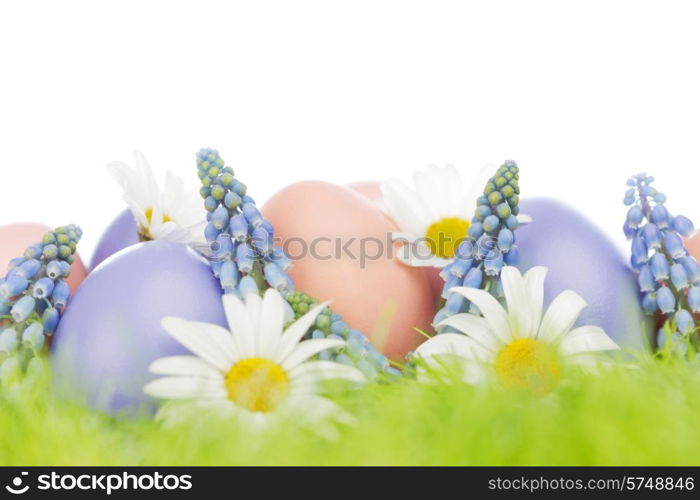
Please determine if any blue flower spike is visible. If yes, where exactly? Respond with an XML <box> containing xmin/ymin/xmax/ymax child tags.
<box><xmin>433</xmin><ymin>160</ymin><xmax>523</xmax><ymax>331</ymax></box>
<box><xmin>0</xmin><ymin>224</ymin><xmax>82</xmax><ymax>378</ymax></box>
<box><xmin>623</xmin><ymin>174</ymin><xmax>698</xmax><ymax>354</ymax></box>
<box><xmin>196</xmin><ymin>148</ymin><xmax>399</xmax><ymax>381</ymax></box>
<box><xmin>196</xmin><ymin>148</ymin><xmax>296</xmax><ymax>298</ymax></box>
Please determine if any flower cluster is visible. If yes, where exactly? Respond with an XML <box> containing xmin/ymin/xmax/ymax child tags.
<box><xmin>287</xmin><ymin>292</ymin><xmax>401</xmax><ymax>380</ymax></box>
<box><xmin>0</xmin><ymin>224</ymin><xmax>82</xmax><ymax>379</ymax></box>
<box><xmin>197</xmin><ymin>148</ymin><xmax>400</xmax><ymax>381</ymax></box>
<box><xmin>434</xmin><ymin>160</ymin><xmax>522</xmax><ymax>328</ymax></box>
<box><xmin>196</xmin><ymin>148</ymin><xmax>294</xmax><ymax>298</ymax></box>
<box><xmin>623</xmin><ymin>174</ymin><xmax>699</xmax><ymax>352</ymax></box>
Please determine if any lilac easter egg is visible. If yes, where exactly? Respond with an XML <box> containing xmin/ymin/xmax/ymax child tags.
<box><xmin>517</xmin><ymin>198</ymin><xmax>653</xmax><ymax>351</ymax></box>
<box><xmin>90</xmin><ymin>209</ymin><xmax>139</xmax><ymax>270</ymax></box>
<box><xmin>52</xmin><ymin>240</ymin><xmax>226</xmax><ymax>414</ymax></box>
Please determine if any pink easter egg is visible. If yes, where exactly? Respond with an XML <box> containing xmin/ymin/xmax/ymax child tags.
<box><xmin>684</xmin><ymin>231</ymin><xmax>700</xmax><ymax>262</ymax></box>
<box><xmin>263</xmin><ymin>181</ymin><xmax>434</xmax><ymax>360</ymax></box>
<box><xmin>348</xmin><ymin>181</ymin><xmax>384</xmax><ymax>201</ymax></box>
<box><xmin>0</xmin><ymin>223</ymin><xmax>87</xmax><ymax>294</ymax></box>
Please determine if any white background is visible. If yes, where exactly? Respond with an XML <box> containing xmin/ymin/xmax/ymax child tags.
<box><xmin>1</xmin><ymin>0</ymin><xmax>699</xmax><ymax>262</ymax></box>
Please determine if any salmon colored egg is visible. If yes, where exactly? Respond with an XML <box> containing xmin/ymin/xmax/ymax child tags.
<box><xmin>684</xmin><ymin>231</ymin><xmax>700</xmax><ymax>262</ymax></box>
<box><xmin>262</xmin><ymin>181</ymin><xmax>434</xmax><ymax>360</ymax></box>
<box><xmin>348</xmin><ymin>181</ymin><xmax>384</xmax><ymax>201</ymax></box>
<box><xmin>349</xmin><ymin>180</ymin><xmax>445</xmax><ymax>307</ymax></box>
<box><xmin>0</xmin><ymin>223</ymin><xmax>87</xmax><ymax>294</ymax></box>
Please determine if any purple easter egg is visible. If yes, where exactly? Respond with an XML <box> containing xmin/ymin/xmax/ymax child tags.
<box><xmin>52</xmin><ymin>240</ymin><xmax>226</xmax><ymax>414</ymax></box>
<box><xmin>517</xmin><ymin>198</ymin><xmax>653</xmax><ymax>351</ymax></box>
<box><xmin>90</xmin><ymin>209</ymin><xmax>139</xmax><ymax>270</ymax></box>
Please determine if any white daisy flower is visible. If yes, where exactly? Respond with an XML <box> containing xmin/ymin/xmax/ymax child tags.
<box><xmin>415</xmin><ymin>266</ymin><xmax>620</xmax><ymax>395</ymax></box>
<box><xmin>108</xmin><ymin>151</ymin><xmax>207</xmax><ymax>251</ymax></box>
<box><xmin>381</xmin><ymin>164</ymin><xmax>529</xmax><ymax>268</ymax></box>
<box><xmin>144</xmin><ymin>288</ymin><xmax>365</xmax><ymax>431</ymax></box>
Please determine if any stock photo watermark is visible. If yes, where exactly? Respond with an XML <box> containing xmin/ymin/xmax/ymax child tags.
<box><xmin>210</xmin><ymin>231</ymin><xmax>503</xmax><ymax>269</ymax></box>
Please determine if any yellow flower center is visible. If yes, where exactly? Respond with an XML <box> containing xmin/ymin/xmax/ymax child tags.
<box><xmin>425</xmin><ymin>217</ymin><xmax>470</xmax><ymax>259</ymax></box>
<box><xmin>144</xmin><ymin>208</ymin><xmax>173</xmax><ymax>225</ymax></box>
<box><xmin>225</xmin><ymin>358</ymin><xmax>289</xmax><ymax>413</ymax></box>
<box><xmin>139</xmin><ymin>208</ymin><xmax>173</xmax><ymax>241</ymax></box>
<box><xmin>494</xmin><ymin>338</ymin><xmax>561</xmax><ymax>396</ymax></box>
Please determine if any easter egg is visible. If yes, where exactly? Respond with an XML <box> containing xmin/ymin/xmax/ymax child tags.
<box><xmin>684</xmin><ymin>230</ymin><xmax>700</xmax><ymax>262</ymax></box>
<box><xmin>262</xmin><ymin>181</ymin><xmax>434</xmax><ymax>360</ymax></box>
<box><xmin>90</xmin><ymin>209</ymin><xmax>139</xmax><ymax>270</ymax></box>
<box><xmin>517</xmin><ymin>198</ymin><xmax>653</xmax><ymax>351</ymax></box>
<box><xmin>0</xmin><ymin>222</ymin><xmax>87</xmax><ymax>294</ymax></box>
<box><xmin>349</xmin><ymin>180</ymin><xmax>444</xmax><ymax>306</ymax></box>
<box><xmin>348</xmin><ymin>181</ymin><xmax>383</xmax><ymax>202</ymax></box>
<box><xmin>51</xmin><ymin>240</ymin><xmax>226</xmax><ymax>414</ymax></box>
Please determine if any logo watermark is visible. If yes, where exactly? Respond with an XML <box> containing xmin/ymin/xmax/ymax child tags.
<box><xmin>3</xmin><ymin>471</ymin><xmax>193</xmax><ymax>496</ymax></box>
<box><xmin>211</xmin><ymin>232</ymin><xmax>501</xmax><ymax>269</ymax></box>
<box><xmin>5</xmin><ymin>472</ymin><xmax>29</xmax><ymax>495</ymax></box>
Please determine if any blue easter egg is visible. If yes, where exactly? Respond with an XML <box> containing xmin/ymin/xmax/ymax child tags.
<box><xmin>52</xmin><ymin>240</ymin><xmax>226</xmax><ymax>414</ymax></box>
<box><xmin>90</xmin><ymin>209</ymin><xmax>139</xmax><ymax>270</ymax></box>
<box><xmin>518</xmin><ymin>198</ymin><xmax>652</xmax><ymax>351</ymax></box>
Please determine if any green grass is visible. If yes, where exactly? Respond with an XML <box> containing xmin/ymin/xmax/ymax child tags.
<box><xmin>1</xmin><ymin>359</ymin><xmax>699</xmax><ymax>466</ymax></box>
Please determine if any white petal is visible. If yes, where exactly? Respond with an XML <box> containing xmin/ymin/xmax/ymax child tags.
<box><xmin>132</xmin><ymin>150</ymin><xmax>160</xmax><ymax>199</ymax></box>
<box><xmin>282</xmin><ymin>338</ymin><xmax>346</xmax><ymax>371</ymax></box>
<box><xmin>161</xmin><ymin>317</ymin><xmax>237</xmax><ymax>371</ymax></box>
<box><xmin>144</xmin><ymin>376</ymin><xmax>226</xmax><ymax>399</ymax></box>
<box><xmin>439</xmin><ymin>165</ymin><xmax>464</xmax><ymax>217</ymax></box>
<box><xmin>122</xmin><ymin>200</ymin><xmax>149</xmax><ymax>228</ymax></box>
<box><xmin>151</xmin><ymin>203</ymin><xmax>165</xmax><ymax>226</ymax></box>
<box><xmin>500</xmin><ymin>266</ymin><xmax>533</xmax><ymax>338</ymax></box>
<box><xmin>394</xmin><ymin>239</ymin><xmax>452</xmax><ymax>268</ymax></box>
<box><xmin>415</xmin><ymin>334</ymin><xmax>492</xmax><ymax>385</ymax></box>
<box><xmin>517</xmin><ymin>213</ymin><xmax>533</xmax><ymax>224</ymax></box>
<box><xmin>222</xmin><ymin>294</ymin><xmax>256</xmax><ymax>358</ymax></box>
<box><xmin>149</xmin><ymin>222</ymin><xmax>194</xmax><ymax>243</ymax></box>
<box><xmin>257</xmin><ymin>288</ymin><xmax>285</xmax><ymax>358</ymax></box>
<box><xmin>435</xmin><ymin>314</ymin><xmax>502</xmax><ymax>352</ymax></box>
<box><xmin>413</xmin><ymin>165</ymin><xmax>446</xmax><ymax>219</ymax></box>
<box><xmin>244</xmin><ymin>292</ymin><xmax>263</xmax><ymax>331</ymax></box>
<box><xmin>162</xmin><ymin>170</ymin><xmax>185</xmax><ymax>210</ymax></box>
<box><xmin>380</xmin><ymin>179</ymin><xmax>431</xmax><ymax>236</ymax></box>
<box><xmin>285</xmin><ymin>394</ymin><xmax>355</xmax><ymax>427</ymax></box>
<box><xmin>523</xmin><ymin>266</ymin><xmax>548</xmax><ymax>336</ymax></box>
<box><xmin>149</xmin><ymin>355</ymin><xmax>222</xmax><ymax>378</ymax></box>
<box><xmin>450</xmin><ymin>287</ymin><xmax>512</xmax><ymax>343</ymax></box>
<box><xmin>566</xmin><ymin>352</ymin><xmax>621</xmax><ymax>374</ymax></box>
<box><xmin>282</xmin><ymin>301</ymin><xmax>295</xmax><ymax>324</ymax></box>
<box><xmin>288</xmin><ymin>361</ymin><xmax>366</xmax><ymax>386</ymax></box>
<box><xmin>560</xmin><ymin>325</ymin><xmax>620</xmax><ymax>356</ymax></box>
<box><xmin>106</xmin><ymin>161</ymin><xmax>133</xmax><ymax>192</ymax></box>
<box><xmin>418</xmin><ymin>356</ymin><xmax>490</xmax><ymax>386</ymax></box>
<box><xmin>275</xmin><ymin>301</ymin><xmax>331</xmax><ymax>363</ymax></box>
<box><xmin>537</xmin><ymin>290</ymin><xmax>588</xmax><ymax>342</ymax></box>
<box><xmin>186</xmin><ymin>321</ymin><xmax>239</xmax><ymax>362</ymax></box>
<box><xmin>414</xmin><ymin>333</ymin><xmax>491</xmax><ymax>362</ymax></box>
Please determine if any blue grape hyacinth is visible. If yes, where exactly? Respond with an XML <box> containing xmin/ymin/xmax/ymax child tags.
<box><xmin>196</xmin><ymin>148</ymin><xmax>399</xmax><ymax>381</ymax></box>
<box><xmin>0</xmin><ymin>224</ymin><xmax>82</xmax><ymax>381</ymax></box>
<box><xmin>196</xmin><ymin>148</ymin><xmax>294</xmax><ymax>298</ymax></box>
<box><xmin>623</xmin><ymin>174</ymin><xmax>698</xmax><ymax>354</ymax></box>
<box><xmin>433</xmin><ymin>160</ymin><xmax>523</xmax><ymax>330</ymax></box>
